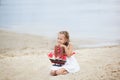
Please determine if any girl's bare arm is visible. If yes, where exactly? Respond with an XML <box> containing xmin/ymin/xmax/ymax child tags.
<box><xmin>61</xmin><ymin>43</ymin><xmax>73</xmax><ymax>57</ymax></box>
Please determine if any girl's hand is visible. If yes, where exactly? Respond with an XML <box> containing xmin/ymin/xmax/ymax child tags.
<box><xmin>55</xmin><ymin>44</ymin><xmax>66</xmax><ymax>49</ymax></box>
<box><xmin>60</xmin><ymin>44</ymin><xmax>66</xmax><ymax>49</ymax></box>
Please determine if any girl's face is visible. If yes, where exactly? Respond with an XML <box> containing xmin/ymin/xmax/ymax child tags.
<box><xmin>57</xmin><ymin>33</ymin><xmax>67</xmax><ymax>45</ymax></box>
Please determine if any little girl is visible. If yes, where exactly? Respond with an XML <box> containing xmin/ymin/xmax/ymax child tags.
<box><xmin>48</xmin><ymin>31</ymin><xmax>80</xmax><ymax>76</ymax></box>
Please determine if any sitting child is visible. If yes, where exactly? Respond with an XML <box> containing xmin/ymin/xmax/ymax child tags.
<box><xmin>48</xmin><ymin>31</ymin><xmax>80</xmax><ymax>76</ymax></box>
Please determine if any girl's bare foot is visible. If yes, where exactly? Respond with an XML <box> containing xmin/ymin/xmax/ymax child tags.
<box><xmin>50</xmin><ymin>70</ymin><xmax>57</xmax><ymax>76</ymax></box>
<box><xmin>56</xmin><ymin>68</ymin><xmax>68</xmax><ymax>75</ymax></box>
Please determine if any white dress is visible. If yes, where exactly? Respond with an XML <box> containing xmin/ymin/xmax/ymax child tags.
<box><xmin>50</xmin><ymin>55</ymin><xmax>80</xmax><ymax>73</ymax></box>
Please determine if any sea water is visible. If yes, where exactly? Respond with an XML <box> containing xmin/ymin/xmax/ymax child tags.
<box><xmin>0</xmin><ymin>0</ymin><xmax>120</xmax><ymax>48</ymax></box>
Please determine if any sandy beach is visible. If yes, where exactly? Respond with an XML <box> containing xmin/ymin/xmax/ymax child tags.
<box><xmin>0</xmin><ymin>29</ymin><xmax>120</xmax><ymax>80</ymax></box>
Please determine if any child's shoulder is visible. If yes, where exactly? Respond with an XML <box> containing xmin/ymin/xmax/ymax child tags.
<box><xmin>68</xmin><ymin>42</ymin><xmax>73</xmax><ymax>48</ymax></box>
<box><xmin>69</xmin><ymin>42</ymin><xmax>72</xmax><ymax>45</ymax></box>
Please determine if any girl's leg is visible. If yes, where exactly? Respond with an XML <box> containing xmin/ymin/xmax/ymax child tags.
<box><xmin>50</xmin><ymin>70</ymin><xmax>57</xmax><ymax>76</ymax></box>
<box><xmin>56</xmin><ymin>68</ymin><xmax>68</xmax><ymax>75</ymax></box>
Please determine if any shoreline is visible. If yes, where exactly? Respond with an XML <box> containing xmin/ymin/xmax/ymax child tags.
<box><xmin>0</xmin><ymin>28</ymin><xmax>120</xmax><ymax>49</ymax></box>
